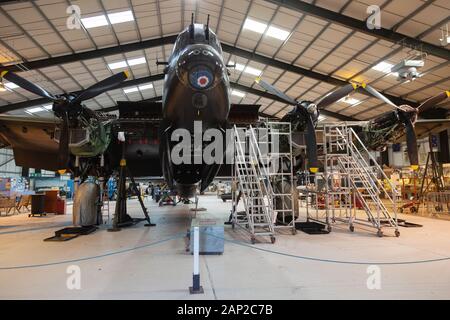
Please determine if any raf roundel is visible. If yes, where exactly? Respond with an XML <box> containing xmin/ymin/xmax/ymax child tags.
<box><xmin>189</xmin><ymin>66</ymin><xmax>214</xmax><ymax>90</ymax></box>
<box><xmin>197</xmin><ymin>75</ymin><xmax>209</xmax><ymax>88</ymax></box>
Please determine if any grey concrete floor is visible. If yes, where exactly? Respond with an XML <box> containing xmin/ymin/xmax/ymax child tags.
<box><xmin>0</xmin><ymin>194</ymin><xmax>449</xmax><ymax>299</ymax></box>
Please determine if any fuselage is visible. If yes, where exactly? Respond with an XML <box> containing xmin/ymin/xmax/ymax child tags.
<box><xmin>159</xmin><ymin>24</ymin><xmax>230</xmax><ymax>197</ymax></box>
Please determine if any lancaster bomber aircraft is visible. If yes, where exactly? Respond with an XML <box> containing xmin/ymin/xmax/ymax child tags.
<box><xmin>0</xmin><ymin>17</ymin><xmax>261</xmax><ymax>202</ymax></box>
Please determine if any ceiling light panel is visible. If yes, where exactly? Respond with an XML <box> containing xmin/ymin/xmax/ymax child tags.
<box><xmin>124</xmin><ymin>87</ymin><xmax>139</xmax><ymax>94</ymax></box>
<box><xmin>266</xmin><ymin>26</ymin><xmax>289</xmax><ymax>40</ymax></box>
<box><xmin>81</xmin><ymin>15</ymin><xmax>109</xmax><ymax>28</ymax></box>
<box><xmin>231</xmin><ymin>90</ymin><xmax>246</xmax><ymax>98</ymax></box>
<box><xmin>127</xmin><ymin>57</ymin><xmax>146</xmax><ymax>66</ymax></box>
<box><xmin>243</xmin><ymin>18</ymin><xmax>267</xmax><ymax>34</ymax></box>
<box><xmin>108</xmin><ymin>61</ymin><xmax>128</xmax><ymax>70</ymax></box>
<box><xmin>108</xmin><ymin>10</ymin><xmax>134</xmax><ymax>24</ymax></box>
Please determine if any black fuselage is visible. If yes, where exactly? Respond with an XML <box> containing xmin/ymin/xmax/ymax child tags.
<box><xmin>159</xmin><ymin>24</ymin><xmax>230</xmax><ymax>197</ymax></box>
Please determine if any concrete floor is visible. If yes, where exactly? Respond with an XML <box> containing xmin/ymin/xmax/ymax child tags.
<box><xmin>0</xmin><ymin>194</ymin><xmax>449</xmax><ymax>299</ymax></box>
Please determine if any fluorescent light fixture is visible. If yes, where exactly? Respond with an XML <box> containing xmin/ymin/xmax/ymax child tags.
<box><xmin>266</xmin><ymin>26</ymin><xmax>289</xmax><ymax>40</ymax></box>
<box><xmin>372</xmin><ymin>61</ymin><xmax>394</xmax><ymax>73</ymax></box>
<box><xmin>244</xmin><ymin>66</ymin><xmax>262</xmax><ymax>76</ymax></box>
<box><xmin>81</xmin><ymin>15</ymin><xmax>108</xmax><ymax>29</ymax></box>
<box><xmin>127</xmin><ymin>57</ymin><xmax>146</xmax><ymax>66</ymax></box>
<box><xmin>243</xmin><ymin>18</ymin><xmax>267</xmax><ymax>34</ymax></box>
<box><xmin>108</xmin><ymin>61</ymin><xmax>128</xmax><ymax>69</ymax></box>
<box><xmin>231</xmin><ymin>62</ymin><xmax>261</xmax><ymax>76</ymax></box>
<box><xmin>107</xmin><ymin>10</ymin><xmax>134</xmax><ymax>24</ymax></box>
<box><xmin>4</xmin><ymin>82</ymin><xmax>19</xmax><ymax>89</ymax></box>
<box><xmin>339</xmin><ymin>96</ymin><xmax>360</xmax><ymax>105</ymax></box>
<box><xmin>124</xmin><ymin>87</ymin><xmax>139</xmax><ymax>94</ymax></box>
<box><xmin>27</xmin><ymin>107</ymin><xmax>44</xmax><ymax>113</ymax></box>
<box><xmin>234</xmin><ymin>63</ymin><xmax>245</xmax><ymax>72</ymax></box>
<box><xmin>231</xmin><ymin>90</ymin><xmax>245</xmax><ymax>98</ymax></box>
<box><xmin>109</xmin><ymin>57</ymin><xmax>146</xmax><ymax>70</ymax></box>
<box><xmin>43</xmin><ymin>104</ymin><xmax>53</xmax><ymax>110</ymax></box>
<box><xmin>138</xmin><ymin>83</ymin><xmax>153</xmax><ymax>90</ymax></box>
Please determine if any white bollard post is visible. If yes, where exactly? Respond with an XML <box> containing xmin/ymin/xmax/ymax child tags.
<box><xmin>189</xmin><ymin>226</ymin><xmax>204</xmax><ymax>294</ymax></box>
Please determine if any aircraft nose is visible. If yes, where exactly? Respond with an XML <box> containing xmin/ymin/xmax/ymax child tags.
<box><xmin>176</xmin><ymin>46</ymin><xmax>224</xmax><ymax>90</ymax></box>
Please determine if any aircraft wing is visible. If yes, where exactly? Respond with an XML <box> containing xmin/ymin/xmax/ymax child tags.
<box><xmin>398</xmin><ymin>119</ymin><xmax>450</xmax><ymax>141</ymax></box>
<box><xmin>228</xmin><ymin>104</ymin><xmax>261</xmax><ymax>125</ymax></box>
<box><xmin>0</xmin><ymin>115</ymin><xmax>61</xmax><ymax>171</ymax></box>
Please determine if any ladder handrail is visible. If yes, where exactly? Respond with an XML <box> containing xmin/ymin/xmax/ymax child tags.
<box><xmin>349</xmin><ymin>128</ymin><xmax>398</xmax><ymax>196</ymax></box>
<box><xmin>248</xmin><ymin>125</ymin><xmax>276</xmax><ymax>224</ymax></box>
<box><xmin>327</xmin><ymin>123</ymin><xmax>397</xmax><ymax>229</ymax></box>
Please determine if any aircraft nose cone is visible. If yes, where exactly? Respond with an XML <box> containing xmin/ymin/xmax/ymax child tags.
<box><xmin>176</xmin><ymin>45</ymin><xmax>224</xmax><ymax>90</ymax></box>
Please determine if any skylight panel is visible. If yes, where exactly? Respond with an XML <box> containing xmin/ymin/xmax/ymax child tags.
<box><xmin>81</xmin><ymin>15</ymin><xmax>108</xmax><ymax>29</ymax></box>
<box><xmin>108</xmin><ymin>61</ymin><xmax>128</xmax><ymax>70</ymax></box>
<box><xmin>266</xmin><ymin>26</ymin><xmax>289</xmax><ymax>40</ymax></box>
<box><xmin>243</xmin><ymin>18</ymin><xmax>267</xmax><ymax>34</ymax></box>
<box><xmin>231</xmin><ymin>90</ymin><xmax>246</xmax><ymax>98</ymax></box>
<box><xmin>124</xmin><ymin>87</ymin><xmax>139</xmax><ymax>94</ymax></box>
<box><xmin>108</xmin><ymin>10</ymin><xmax>134</xmax><ymax>24</ymax></box>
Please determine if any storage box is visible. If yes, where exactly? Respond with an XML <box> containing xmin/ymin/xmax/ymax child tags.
<box><xmin>189</xmin><ymin>218</ymin><xmax>224</xmax><ymax>254</ymax></box>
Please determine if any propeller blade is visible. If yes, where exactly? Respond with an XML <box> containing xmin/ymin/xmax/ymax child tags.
<box><xmin>1</xmin><ymin>70</ymin><xmax>57</xmax><ymax>101</ymax></box>
<box><xmin>72</xmin><ymin>71</ymin><xmax>129</xmax><ymax>104</ymax></box>
<box><xmin>255</xmin><ymin>77</ymin><xmax>298</xmax><ymax>106</ymax></box>
<box><xmin>404</xmin><ymin>118</ymin><xmax>419</xmax><ymax>171</ymax></box>
<box><xmin>417</xmin><ymin>91</ymin><xmax>450</xmax><ymax>112</ymax></box>
<box><xmin>362</xmin><ymin>84</ymin><xmax>400</xmax><ymax>109</ymax></box>
<box><xmin>305</xmin><ymin>114</ymin><xmax>319</xmax><ymax>173</ymax></box>
<box><xmin>317</xmin><ymin>83</ymin><xmax>357</xmax><ymax>109</ymax></box>
<box><xmin>57</xmin><ymin>112</ymin><xmax>70</xmax><ymax>169</ymax></box>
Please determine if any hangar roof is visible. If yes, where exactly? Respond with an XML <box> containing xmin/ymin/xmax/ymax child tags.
<box><xmin>0</xmin><ymin>0</ymin><xmax>449</xmax><ymax>121</ymax></box>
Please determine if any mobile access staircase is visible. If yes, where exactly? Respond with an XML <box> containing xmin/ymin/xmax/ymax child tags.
<box><xmin>231</xmin><ymin>121</ymin><xmax>296</xmax><ymax>243</ymax></box>
<box><xmin>322</xmin><ymin>123</ymin><xmax>399</xmax><ymax>237</ymax></box>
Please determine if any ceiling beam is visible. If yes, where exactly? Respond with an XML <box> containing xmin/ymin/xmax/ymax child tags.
<box><xmin>1</xmin><ymin>35</ymin><xmax>178</xmax><ymax>72</ymax></box>
<box><xmin>1</xmin><ymin>34</ymin><xmax>419</xmax><ymax>107</ymax></box>
<box><xmin>265</xmin><ymin>0</ymin><xmax>450</xmax><ymax>61</ymax></box>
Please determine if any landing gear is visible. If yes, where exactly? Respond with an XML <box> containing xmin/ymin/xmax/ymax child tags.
<box><xmin>109</xmin><ymin>135</ymin><xmax>155</xmax><ymax>231</ymax></box>
<box><xmin>395</xmin><ymin>230</ymin><xmax>400</xmax><ymax>237</ymax></box>
<box><xmin>377</xmin><ymin>230</ymin><xmax>383</xmax><ymax>238</ymax></box>
<box><xmin>349</xmin><ymin>225</ymin><xmax>354</xmax><ymax>232</ymax></box>
<box><xmin>270</xmin><ymin>236</ymin><xmax>276</xmax><ymax>244</ymax></box>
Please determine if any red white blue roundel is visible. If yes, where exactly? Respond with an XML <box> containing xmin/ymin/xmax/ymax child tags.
<box><xmin>189</xmin><ymin>67</ymin><xmax>213</xmax><ymax>90</ymax></box>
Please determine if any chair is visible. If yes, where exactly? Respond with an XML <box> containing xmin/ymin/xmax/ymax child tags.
<box><xmin>16</xmin><ymin>195</ymin><xmax>31</xmax><ymax>213</ymax></box>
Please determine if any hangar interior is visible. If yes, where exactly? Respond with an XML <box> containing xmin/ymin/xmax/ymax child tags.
<box><xmin>0</xmin><ymin>0</ymin><xmax>449</xmax><ymax>299</ymax></box>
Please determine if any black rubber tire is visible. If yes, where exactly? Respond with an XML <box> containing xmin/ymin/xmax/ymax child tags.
<box><xmin>349</xmin><ymin>225</ymin><xmax>354</xmax><ymax>232</ymax></box>
<box><xmin>377</xmin><ymin>230</ymin><xmax>383</xmax><ymax>238</ymax></box>
<box><xmin>251</xmin><ymin>237</ymin><xmax>256</xmax><ymax>244</ymax></box>
<box><xmin>395</xmin><ymin>230</ymin><xmax>400</xmax><ymax>237</ymax></box>
<box><xmin>270</xmin><ymin>236</ymin><xmax>276</xmax><ymax>244</ymax></box>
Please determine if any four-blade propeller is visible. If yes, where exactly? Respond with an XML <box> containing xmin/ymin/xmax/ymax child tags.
<box><xmin>255</xmin><ymin>77</ymin><xmax>359</xmax><ymax>173</ymax></box>
<box><xmin>0</xmin><ymin>70</ymin><xmax>129</xmax><ymax>169</ymax></box>
<box><xmin>359</xmin><ymin>85</ymin><xmax>449</xmax><ymax>170</ymax></box>
<box><xmin>255</xmin><ymin>76</ymin><xmax>449</xmax><ymax>173</ymax></box>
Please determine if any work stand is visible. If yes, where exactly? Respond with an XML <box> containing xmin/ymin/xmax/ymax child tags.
<box><xmin>108</xmin><ymin>142</ymin><xmax>156</xmax><ymax>232</ymax></box>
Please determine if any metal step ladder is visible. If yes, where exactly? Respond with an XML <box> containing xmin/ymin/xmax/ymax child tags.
<box><xmin>231</xmin><ymin>121</ymin><xmax>296</xmax><ymax>243</ymax></box>
<box><xmin>232</xmin><ymin>125</ymin><xmax>276</xmax><ymax>244</ymax></box>
<box><xmin>323</xmin><ymin>123</ymin><xmax>399</xmax><ymax>237</ymax></box>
